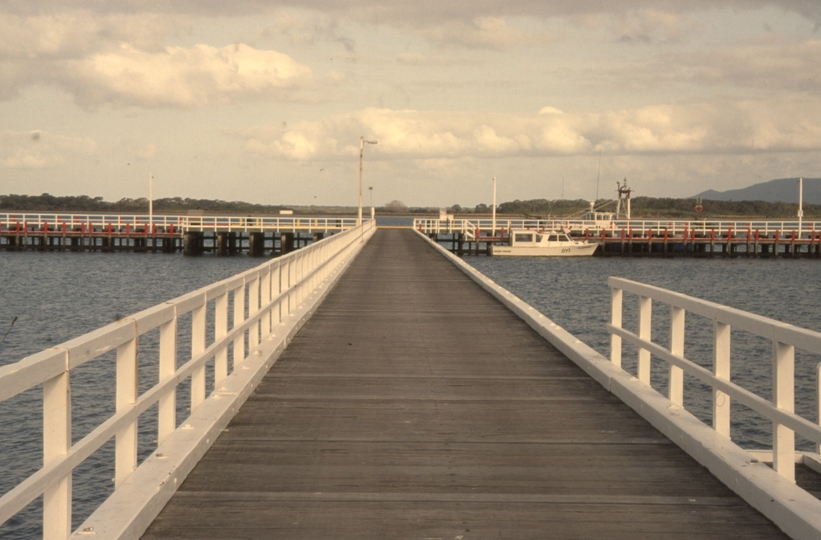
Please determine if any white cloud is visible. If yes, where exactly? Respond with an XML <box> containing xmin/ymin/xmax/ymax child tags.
<box><xmin>0</xmin><ymin>130</ymin><xmax>97</xmax><ymax>169</ymax></box>
<box><xmin>0</xmin><ymin>12</ymin><xmax>176</xmax><ymax>60</ymax></box>
<box><xmin>396</xmin><ymin>53</ymin><xmax>473</xmax><ymax>66</ymax></box>
<box><xmin>681</xmin><ymin>39</ymin><xmax>821</xmax><ymax>92</ymax></box>
<box><xmin>242</xmin><ymin>100</ymin><xmax>821</xmax><ymax>162</ymax></box>
<box><xmin>608</xmin><ymin>9</ymin><xmax>697</xmax><ymax>44</ymax></box>
<box><xmin>419</xmin><ymin>16</ymin><xmax>543</xmax><ymax>49</ymax></box>
<box><xmin>65</xmin><ymin>43</ymin><xmax>313</xmax><ymax>108</ymax></box>
<box><xmin>0</xmin><ymin>12</ymin><xmax>326</xmax><ymax>108</ymax></box>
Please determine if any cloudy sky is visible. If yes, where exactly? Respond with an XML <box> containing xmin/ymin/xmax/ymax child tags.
<box><xmin>0</xmin><ymin>1</ymin><xmax>819</xmax><ymax>208</ymax></box>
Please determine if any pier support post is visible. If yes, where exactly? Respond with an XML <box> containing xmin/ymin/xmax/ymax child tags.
<box><xmin>280</xmin><ymin>233</ymin><xmax>295</xmax><ymax>255</ymax></box>
<box><xmin>217</xmin><ymin>232</ymin><xmax>229</xmax><ymax>256</ymax></box>
<box><xmin>183</xmin><ymin>231</ymin><xmax>204</xmax><ymax>256</ymax></box>
<box><xmin>249</xmin><ymin>232</ymin><xmax>265</xmax><ymax>257</ymax></box>
<box><xmin>227</xmin><ymin>232</ymin><xmax>238</xmax><ymax>255</ymax></box>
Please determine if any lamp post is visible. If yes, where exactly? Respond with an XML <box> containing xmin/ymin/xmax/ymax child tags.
<box><xmin>369</xmin><ymin>186</ymin><xmax>374</xmax><ymax>219</ymax></box>
<box><xmin>358</xmin><ymin>136</ymin><xmax>377</xmax><ymax>225</ymax></box>
<box><xmin>149</xmin><ymin>172</ymin><xmax>153</xmax><ymax>233</ymax></box>
<box><xmin>492</xmin><ymin>176</ymin><xmax>497</xmax><ymax>237</ymax></box>
<box><xmin>798</xmin><ymin>177</ymin><xmax>804</xmax><ymax>237</ymax></box>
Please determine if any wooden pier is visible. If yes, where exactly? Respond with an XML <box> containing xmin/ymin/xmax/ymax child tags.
<box><xmin>141</xmin><ymin>229</ymin><xmax>792</xmax><ymax>539</ymax></box>
<box><xmin>418</xmin><ymin>218</ymin><xmax>821</xmax><ymax>258</ymax></box>
<box><xmin>0</xmin><ymin>213</ymin><xmax>354</xmax><ymax>255</ymax></box>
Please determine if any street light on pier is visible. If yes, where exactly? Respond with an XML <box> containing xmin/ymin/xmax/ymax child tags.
<box><xmin>369</xmin><ymin>186</ymin><xmax>374</xmax><ymax>219</ymax></box>
<box><xmin>358</xmin><ymin>137</ymin><xmax>377</xmax><ymax>225</ymax></box>
<box><xmin>149</xmin><ymin>172</ymin><xmax>153</xmax><ymax>233</ymax></box>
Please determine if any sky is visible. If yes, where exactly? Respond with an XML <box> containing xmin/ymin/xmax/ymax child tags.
<box><xmin>0</xmin><ymin>1</ymin><xmax>819</xmax><ymax>208</ymax></box>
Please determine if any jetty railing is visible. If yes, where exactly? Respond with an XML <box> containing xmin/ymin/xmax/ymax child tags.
<box><xmin>0</xmin><ymin>212</ymin><xmax>357</xmax><ymax>234</ymax></box>
<box><xmin>0</xmin><ymin>220</ymin><xmax>375</xmax><ymax>539</ymax></box>
<box><xmin>608</xmin><ymin>277</ymin><xmax>821</xmax><ymax>482</ymax></box>
<box><xmin>415</xmin><ymin>217</ymin><xmax>821</xmax><ymax>238</ymax></box>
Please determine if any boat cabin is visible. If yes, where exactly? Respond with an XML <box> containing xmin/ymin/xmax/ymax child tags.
<box><xmin>580</xmin><ymin>211</ymin><xmax>618</xmax><ymax>223</ymax></box>
<box><xmin>511</xmin><ymin>231</ymin><xmax>574</xmax><ymax>246</ymax></box>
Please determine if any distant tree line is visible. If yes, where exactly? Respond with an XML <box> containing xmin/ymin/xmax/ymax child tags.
<box><xmin>2</xmin><ymin>192</ymin><xmax>819</xmax><ymax>218</ymax></box>
<box><xmin>457</xmin><ymin>196</ymin><xmax>821</xmax><ymax>219</ymax></box>
<box><xmin>0</xmin><ymin>193</ymin><xmax>291</xmax><ymax>213</ymax></box>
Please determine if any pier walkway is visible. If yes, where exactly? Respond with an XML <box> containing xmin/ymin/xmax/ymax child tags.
<box><xmin>141</xmin><ymin>229</ymin><xmax>787</xmax><ymax>539</ymax></box>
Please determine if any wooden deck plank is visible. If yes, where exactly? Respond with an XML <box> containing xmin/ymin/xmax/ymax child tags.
<box><xmin>142</xmin><ymin>229</ymin><xmax>789</xmax><ymax>539</ymax></box>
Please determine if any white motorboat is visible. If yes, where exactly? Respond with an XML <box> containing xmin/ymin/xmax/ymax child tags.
<box><xmin>489</xmin><ymin>229</ymin><xmax>598</xmax><ymax>257</ymax></box>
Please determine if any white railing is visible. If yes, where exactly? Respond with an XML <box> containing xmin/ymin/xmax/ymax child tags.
<box><xmin>0</xmin><ymin>213</ymin><xmax>357</xmax><ymax>234</ymax></box>
<box><xmin>0</xmin><ymin>220</ymin><xmax>375</xmax><ymax>539</ymax></box>
<box><xmin>415</xmin><ymin>218</ymin><xmax>821</xmax><ymax>239</ymax></box>
<box><xmin>608</xmin><ymin>277</ymin><xmax>821</xmax><ymax>482</ymax></box>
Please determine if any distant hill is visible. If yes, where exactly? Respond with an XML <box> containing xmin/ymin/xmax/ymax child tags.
<box><xmin>693</xmin><ymin>177</ymin><xmax>821</xmax><ymax>204</ymax></box>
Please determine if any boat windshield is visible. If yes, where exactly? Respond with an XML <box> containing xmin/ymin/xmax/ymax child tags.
<box><xmin>547</xmin><ymin>234</ymin><xmax>558</xmax><ymax>242</ymax></box>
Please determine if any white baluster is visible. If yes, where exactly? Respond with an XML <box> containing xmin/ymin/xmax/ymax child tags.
<box><xmin>610</xmin><ymin>287</ymin><xmax>622</xmax><ymax>368</ymax></box>
<box><xmin>669</xmin><ymin>306</ymin><xmax>684</xmax><ymax>406</ymax></box>
<box><xmin>713</xmin><ymin>321</ymin><xmax>731</xmax><ymax>437</ymax></box>
<box><xmin>773</xmin><ymin>341</ymin><xmax>795</xmax><ymax>481</ymax></box>
<box><xmin>43</xmin><ymin>358</ymin><xmax>71</xmax><ymax>540</ymax></box>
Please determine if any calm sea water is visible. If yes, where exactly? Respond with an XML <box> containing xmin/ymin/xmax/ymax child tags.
<box><xmin>2</xmin><ymin>231</ymin><xmax>820</xmax><ymax>537</ymax></box>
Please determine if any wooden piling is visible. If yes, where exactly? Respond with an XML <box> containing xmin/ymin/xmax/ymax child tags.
<box><xmin>250</xmin><ymin>232</ymin><xmax>265</xmax><ymax>257</ymax></box>
<box><xmin>184</xmin><ymin>231</ymin><xmax>204</xmax><ymax>256</ymax></box>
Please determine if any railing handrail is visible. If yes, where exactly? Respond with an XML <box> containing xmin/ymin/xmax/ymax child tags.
<box><xmin>414</xmin><ymin>217</ymin><xmax>821</xmax><ymax>237</ymax></box>
<box><xmin>0</xmin><ymin>220</ymin><xmax>376</xmax><ymax>539</ymax></box>
<box><xmin>607</xmin><ymin>276</ymin><xmax>821</xmax><ymax>484</ymax></box>
<box><xmin>0</xmin><ymin>212</ymin><xmax>358</xmax><ymax>234</ymax></box>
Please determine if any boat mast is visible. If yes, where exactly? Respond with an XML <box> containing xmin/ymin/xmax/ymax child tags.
<box><xmin>616</xmin><ymin>178</ymin><xmax>632</xmax><ymax>220</ymax></box>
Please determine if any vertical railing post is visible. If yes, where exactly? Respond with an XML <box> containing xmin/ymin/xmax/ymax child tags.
<box><xmin>298</xmin><ymin>252</ymin><xmax>305</xmax><ymax>305</ymax></box>
<box><xmin>610</xmin><ymin>287</ymin><xmax>623</xmax><ymax>368</ymax></box>
<box><xmin>261</xmin><ymin>268</ymin><xmax>271</xmax><ymax>338</ymax></box>
<box><xmin>817</xmin><ymin>362</ymin><xmax>821</xmax><ymax>455</ymax></box>
<box><xmin>638</xmin><ymin>296</ymin><xmax>652</xmax><ymax>384</ymax></box>
<box><xmin>271</xmin><ymin>263</ymin><xmax>281</xmax><ymax>326</ymax></box>
<box><xmin>215</xmin><ymin>291</ymin><xmax>228</xmax><ymax>385</ymax></box>
<box><xmin>669</xmin><ymin>306</ymin><xmax>684</xmax><ymax>406</ymax></box>
<box><xmin>158</xmin><ymin>312</ymin><xmax>177</xmax><ymax>444</ymax></box>
<box><xmin>115</xmin><ymin>329</ymin><xmax>138</xmax><ymax>487</ymax></box>
<box><xmin>292</xmin><ymin>255</ymin><xmax>298</xmax><ymax>309</ymax></box>
<box><xmin>232</xmin><ymin>281</ymin><xmax>246</xmax><ymax>368</ymax></box>
<box><xmin>191</xmin><ymin>297</ymin><xmax>206</xmax><ymax>410</ymax></box>
<box><xmin>773</xmin><ymin>341</ymin><xmax>795</xmax><ymax>481</ymax></box>
<box><xmin>286</xmin><ymin>260</ymin><xmax>294</xmax><ymax>316</ymax></box>
<box><xmin>307</xmin><ymin>246</ymin><xmax>314</xmax><ymax>292</ymax></box>
<box><xmin>43</xmin><ymin>357</ymin><xmax>71</xmax><ymax>540</ymax></box>
<box><xmin>713</xmin><ymin>321</ymin><xmax>731</xmax><ymax>437</ymax></box>
<box><xmin>248</xmin><ymin>273</ymin><xmax>260</xmax><ymax>351</ymax></box>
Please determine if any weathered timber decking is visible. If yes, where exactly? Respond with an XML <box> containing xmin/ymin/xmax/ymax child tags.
<box><xmin>142</xmin><ymin>229</ymin><xmax>789</xmax><ymax>539</ymax></box>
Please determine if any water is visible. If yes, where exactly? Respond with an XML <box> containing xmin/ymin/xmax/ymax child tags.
<box><xmin>2</xmin><ymin>238</ymin><xmax>821</xmax><ymax>537</ymax></box>
<box><xmin>0</xmin><ymin>251</ymin><xmax>259</xmax><ymax>539</ymax></box>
